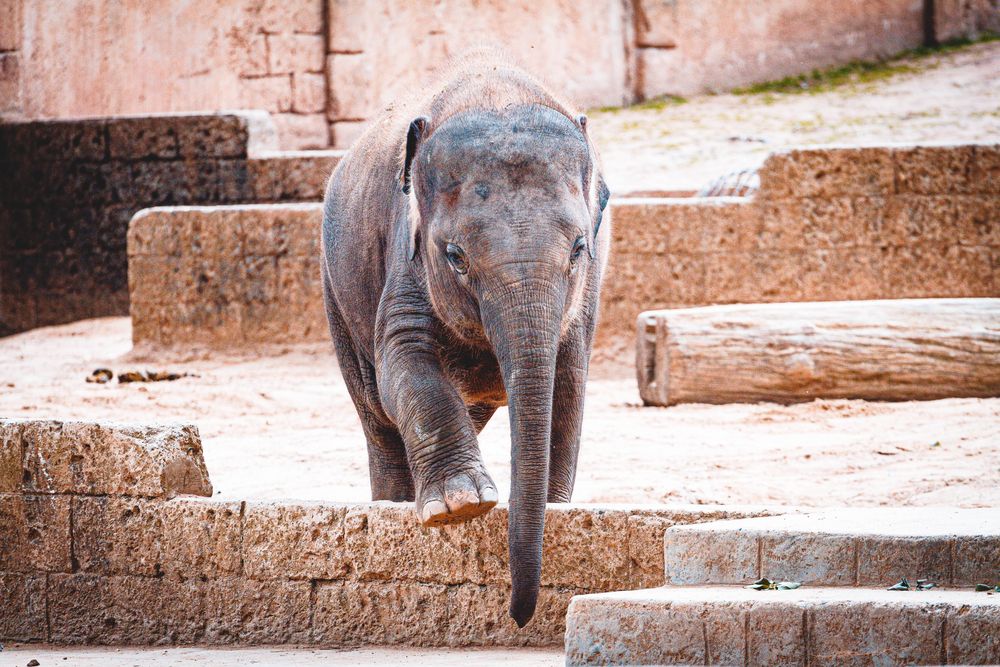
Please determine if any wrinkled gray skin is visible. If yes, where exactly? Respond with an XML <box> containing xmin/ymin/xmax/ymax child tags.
<box><xmin>321</xmin><ymin>82</ymin><xmax>609</xmax><ymax>626</ymax></box>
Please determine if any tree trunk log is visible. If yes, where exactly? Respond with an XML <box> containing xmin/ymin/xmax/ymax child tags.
<box><xmin>636</xmin><ymin>298</ymin><xmax>1000</xmax><ymax>406</ymax></box>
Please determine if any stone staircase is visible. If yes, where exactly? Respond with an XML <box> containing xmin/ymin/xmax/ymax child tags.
<box><xmin>565</xmin><ymin>509</ymin><xmax>1000</xmax><ymax>665</ymax></box>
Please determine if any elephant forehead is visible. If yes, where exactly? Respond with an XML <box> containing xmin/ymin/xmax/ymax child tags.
<box><xmin>421</xmin><ymin>105</ymin><xmax>590</xmax><ymax>192</ymax></box>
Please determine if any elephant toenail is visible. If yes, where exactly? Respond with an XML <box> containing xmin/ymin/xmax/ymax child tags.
<box><xmin>420</xmin><ymin>499</ymin><xmax>448</xmax><ymax>524</ymax></box>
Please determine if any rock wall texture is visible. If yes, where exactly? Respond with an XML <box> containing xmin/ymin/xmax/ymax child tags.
<box><xmin>128</xmin><ymin>143</ymin><xmax>1000</xmax><ymax>350</ymax></box>
<box><xmin>0</xmin><ymin>418</ymin><xmax>771</xmax><ymax>647</ymax></box>
<box><xmin>4</xmin><ymin>0</ymin><xmax>997</xmax><ymax>148</ymax></box>
<box><xmin>0</xmin><ymin>113</ymin><xmax>341</xmax><ymax>336</ymax></box>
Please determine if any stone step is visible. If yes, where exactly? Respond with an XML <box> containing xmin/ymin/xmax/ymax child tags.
<box><xmin>663</xmin><ymin>508</ymin><xmax>1000</xmax><ymax>588</ymax></box>
<box><xmin>564</xmin><ymin>585</ymin><xmax>1000</xmax><ymax>666</ymax></box>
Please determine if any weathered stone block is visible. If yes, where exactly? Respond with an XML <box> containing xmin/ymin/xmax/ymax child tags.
<box><xmin>247</xmin><ymin>153</ymin><xmax>339</xmax><ymax>202</ymax></box>
<box><xmin>0</xmin><ymin>0</ymin><xmax>21</xmax><ymax>52</ymax></box>
<box><xmin>856</xmin><ymin>536</ymin><xmax>952</xmax><ymax>586</ymax></box>
<box><xmin>885</xmin><ymin>243</ymin><xmax>994</xmax><ymax>298</ymax></box>
<box><xmin>947</xmin><ymin>605</ymin><xmax>1000</xmax><ymax>665</ymax></box>
<box><xmin>48</xmin><ymin>574</ymin><xmax>165</xmax><ymax>644</ymax></box>
<box><xmin>293</xmin><ymin>72</ymin><xmax>328</xmax><ymax>113</ymax></box>
<box><xmin>0</xmin><ymin>573</ymin><xmax>48</xmax><ymax>642</ymax></box>
<box><xmin>953</xmin><ymin>536</ymin><xmax>1000</xmax><ymax>585</ymax></box>
<box><xmin>238</xmin><ymin>75</ymin><xmax>293</xmax><ymax>113</ymax></box>
<box><xmin>242</xmin><ymin>501</ymin><xmax>351</xmax><ymax>580</ymax></box>
<box><xmin>808</xmin><ymin>601</ymin><xmax>944</xmax><ymax>667</ymax></box>
<box><xmin>445</xmin><ymin>584</ymin><xmax>571</xmax><ymax>647</ymax></box>
<box><xmin>542</xmin><ymin>506</ymin><xmax>631</xmax><ymax>590</ymax></box>
<box><xmin>273</xmin><ymin>112</ymin><xmax>329</xmax><ymax>150</ymax></box>
<box><xmin>108</xmin><ymin>118</ymin><xmax>180</xmax><ymax>160</ymax></box>
<box><xmin>759</xmin><ymin>147</ymin><xmax>895</xmax><ymax>199</ymax></box>
<box><xmin>267</xmin><ymin>33</ymin><xmax>324</xmax><ymax>75</ymax></box>
<box><xmin>0</xmin><ymin>493</ymin><xmax>71</xmax><ymax>572</ymax></box>
<box><xmin>609</xmin><ymin>200</ymin><xmax>671</xmax><ymax>255</ymax></box>
<box><xmin>971</xmin><ymin>144</ymin><xmax>1000</xmax><ymax>194</ymax></box>
<box><xmin>10</xmin><ymin>419</ymin><xmax>212</xmax><ymax>498</ymax></box>
<box><xmin>233</xmin><ymin>578</ymin><xmax>312</xmax><ymax>644</ymax></box>
<box><xmin>259</xmin><ymin>0</ymin><xmax>323</xmax><ymax>34</ymax></box>
<box><xmin>761</xmin><ymin>533</ymin><xmax>855</xmax><ymax>585</ymax></box>
<box><xmin>327</xmin><ymin>53</ymin><xmax>374</xmax><ymax>120</ymax></box>
<box><xmin>627</xmin><ymin>514</ymin><xmax>670</xmax><ymax>588</ymax></box>
<box><xmin>73</xmin><ymin>496</ymin><xmax>241</xmax><ymax>578</ymax></box>
<box><xmin>312</xmin><ymin>580</ymin><xmax>449</xmax><ymax>646</ymax></box>
<box><xmin>894</xmin><ymin>145</ymin><xmax>976</xmax><ymax>195</ymax></box>
<box><xmin>330</xmin><ymin>119</ymin><xmax>368</xmax><ymax>148</ymax></box>
<box><xmin>634</xmin><ymin>0</ymin><xmax>678</xmax><ymax>47</ymax></box>
<box><xmin>799</xmin><ymin>247</ymin><xmax>883</xmax><ymax>301</ymax></box>
<box><xmin>174</xmin><ymin>112</ymin><xmax>277</xmax><ymax>159</ymax></box>
<box><xmin>664</xmin><ymin>526</ymin><xmax>758</xmax><ymax>584</ymax></box>
<box><xmin>882</xmin><ymin>195</ymin><xmax>959</xmax><ymax>246</ymax></box>
<box><xmin>0</xmin><ymin>420</ymin><xmax>21</xmax><ymax>492</ymax></box>
<box><xmin>747</xmin><ymin>605</ymin><xmax>806</xmax><ymax>666</ymax></box>
<box><xmin>327</xmin><ymin>0</ymin><xmax>368</xmax><ymax>53</ymax></box>
<box><xmin>954</xmin><ymin>196</ymin><xmax>1000</xmax><ymax>246</ymax></box>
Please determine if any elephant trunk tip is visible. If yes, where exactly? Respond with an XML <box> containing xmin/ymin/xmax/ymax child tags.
<box><xmin>509</xmin><ymin>585</ymin><xmax>539</xmax><ymax>628</ymax></box>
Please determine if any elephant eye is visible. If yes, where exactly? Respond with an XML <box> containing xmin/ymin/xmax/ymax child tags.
<box><xmin>570</xmin><ymin>236</ymin><xmax>587</xmax><ymax>263</ymax></box>
<box><xmin>445</xmin><ymin>242</ymin><xmax>469</xmax><ymax>274</ymax></box>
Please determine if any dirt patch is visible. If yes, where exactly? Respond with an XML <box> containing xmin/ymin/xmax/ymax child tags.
<box><xmin>2</xmin><ymin>317</ymin><xmax>997</xmax><ymax>509</ymax></box>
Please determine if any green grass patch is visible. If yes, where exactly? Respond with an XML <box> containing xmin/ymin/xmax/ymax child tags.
<box><xmin>592</xmin><ymin>94</ymin><xmax>687</xmax><ymax>114</ymax></box>
<box><xmin>735</xmin><ymin>31</ymin><xmax>998</xmax><ymax>96</ymax></box>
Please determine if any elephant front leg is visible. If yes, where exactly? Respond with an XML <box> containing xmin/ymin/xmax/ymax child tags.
<box><xmin>377</xmin><ymin>306</ymin><xmax>498</xmax><ymax>526</ymax></box>
<box><xmin>548</xmin><ymin>326</ymin><xmax>590</xmax><ymax>502</ymax></box>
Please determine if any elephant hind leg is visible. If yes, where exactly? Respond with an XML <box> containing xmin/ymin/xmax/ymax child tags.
<box><xmin>324</xmin><ymin>278</ymin><xmax>414</xmax><ymax>501</ymax></box>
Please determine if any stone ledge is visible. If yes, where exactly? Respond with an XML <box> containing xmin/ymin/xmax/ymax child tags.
<box><xmin>663</xmin><ymin>508</ymin><xmax>1000</xmax><ymax>587</ymax></box>
<box><xmin>0</xmin><ymin>419</ymin><xmax>212</xmax><ymax>498</ymax></box>
<box><xmin>565</xmin><ymin>586</ymin><xmax>1000</xmax><ymax>666</ymax></box>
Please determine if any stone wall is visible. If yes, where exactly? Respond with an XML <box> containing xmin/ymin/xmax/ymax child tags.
<box><xmin>0</xmin><ymin>418</ymin><xmax>771</xmax><ymax>647</ymax></box>
<box><xmin>127</xmin><ymin>143</ymin><xmax>1000</xmax><ymax>350</ymax></box>
<box><xmin>0</xmin><ymin>113</ymin><xmax>341</xmax><ymax>336</ymax></box>
<box><xmin>5</xmin><ymin>0</ymin><xmax>996</xmax><ymax>148</ymax></box>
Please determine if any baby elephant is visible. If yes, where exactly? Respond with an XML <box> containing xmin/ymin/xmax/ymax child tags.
<box><xmin>320</xmin><ymin>51</ymin><xmax>610</xmax><ymax>626</ymax></box>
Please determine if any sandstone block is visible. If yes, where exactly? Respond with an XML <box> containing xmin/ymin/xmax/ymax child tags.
<box><xmin>48</xmin><ymin>574</ymin><xmax>165</xmax><ymax>644</ymax></box>
<box><xmin>330</xmin><ymin>119</ymin><xmax>368</xmax><ymax>149</ymax></box>
<box><xmin>267</xmin><ymin>33</ymin><xmax>326</xmax><ymax>74</ymax></box>
<box><xmin>242</xmin><ymin>501</ymin><xmax>351</xmax><ymax>580</ymax></box>
<box><xmin>0</xmin><ymin>493</ymin><xmax>71</xmax><ymax>572</ymax></box>
<box><xmin>108</xmin><ymin>117</ymin><xmax>180</xmax><ymax>160</ymax></box>
<box><xmin>856</xmin><ymin>536</ymin><xmax>951</xmax><ymax>586</ymax></box>
<box><xmin>808</xmin><ymin>599</ymin><xmax>944</xmax><ymax>666</ymax></box>
<box><xmin>747</xmin><ymin>605</ymin><xmax>806</xmax><ymax>666</ymax></box>
<box><xmin>237</xmin><ymin>203</ymin><xmax>323</xmax><ymax>256</ymax></box>
<box><xmin>700</xmin><ymin>250</ymin><xmax>760</xmax><ymax>304</ymax></box>
<box><xmin>272</xmin><ymin>113</ymin><xmax>329</xmax><ymax>150</ymax></box>
<box><xmin>664</xmin><ymin>525</ymin><xmax>758</xmax><ymax>584</ymax></box>
<box><xmin>627</xmin><ymin>514</ymin><xmax>670</xmax><ymax>589</ymax></box>
<box><xmin>954</xmin><ymin>196</ymin><xmax>1000</xmax><ymax>246</ymax></box>
<box><xmin>238</xmin><ymin>75</ymin><xmax>292</xmax><ymax>113</ymax></box>
<box><xmin>0</xmin><ymin>119</ymin><xmax>107</xmax><ymax>163</ymax></box>
<box><xmin>247</xmin><ymin>153</ymin><xmax>340</xmax><ymax>201</ymax></box>
<box><xmin>0</xmin><ymin>420</ymin><xmax>20</xmax><ymax>491</ymax></box>
<box><xmin>0</xmin><ymin>0</ymin><xmax>21</xmax><ymax>51</ymax></box>
<box><xmin>799</xmin><ymin>247</ymin><xmax>883</xmax><ymax>301</ymax></box>
<box><xmin>293</xmin><ymin>72</ymin><xmax>328</xmax><ymax>114</ymax></box>
<box><xmin>0</xmin><ymin>573</ymin><xmax>47</xmax><ymax>642</ymax></box>
<box><xmin>232</xmin><ymin>578</ymin><xmax>312</xmax><ymax>644</ymax></box>
<box><xmin>445</xmin><ymin>584</ymin><xmax>571</xmax><ymax>647</ymax></box>
<box><xmin>327</xmin><ymin>53</ymin><xmax>374</xmax><ymax>120</ymax></box>
<box><xmin>885</xmin><ymin>243</ymin><xmax>994</xmax><ymax>298</ymax></box>
<box><xmin>608</xmin><ymin>200</ymin><xmax>671</xmax><ymax>255</ymax></box>
<box><xmin>894</xmin><ymin>145</ymin><xmax>976</xmax><ymax>195</ymax></box>
<box><xmin>759</xmin><ymin>147</ymin><xmax>895</xmax><ymax>199</ymax></box>
<box><xmin>9</xmin><ymin>419</ymin><xmax>212</xmax><ymax>498</ymax></box>
<box><xmin>73</xmin><ymin>497</ymin><xmax>241</xmax><ymax>578</ymax></box>
<box><xmin>541</xmin><ymin>506</ymin><xmax>631</xmax><ymax>590</ymax></box>
<box><xmin>312</xmin><ymin>580</ymin><xmax>449</xmax><ymax>646</ymax></box>
<box><xmin>327</xmin><ymin>0</ymin><xmax>369</xmax><ymax>53</ymax></box>
<box><xmin>971</xmin><ymin>144</ymin><xmax>1000</xmax><ymax>194</ymax></box>
<box><xmin>761</xmin><ymin>533</ymin><xmax>855</xmax><ymax>585</ymax></box>
<box><xmin>0</xmin><ymin>52</ymin><xmax>20</xmax><ymax>113</ymax></box>
<box><xmin>259</xmin><ymin>0</ymin><xmax>323</xmax><ymax>34</ymax></box>
<box><xmin>634</xmin><ymin>0</ymin><xmax>678</xmax><ymax>47</ymax></box>
<box><xmin>947</xmin><ymin>605</ymin><xmax>1000</xmax><ymax>665</ymax></box>
<box><xmin>882</xmin><ymin>195</ymin><xmax>959</xmax><ymax>246</ymax></box>
<box><xmin>174</xmin><ymin>112</ymin><xmax>277</xmax><ymax>159</ymax></box>
<box><xmin>953</xmin><ymin>535</ymin><xmax>1000</xmax><ymax>585</ymax></box>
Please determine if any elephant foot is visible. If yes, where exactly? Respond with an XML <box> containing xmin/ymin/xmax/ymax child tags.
<box><xmin>417</xmin><ymin>468</ymin><xmax>498</xmax><ymax>527</ymax></box>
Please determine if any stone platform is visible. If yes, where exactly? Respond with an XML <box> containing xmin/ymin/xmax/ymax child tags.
<box><xmin>0</xmin><ymin>112</ymin><xmax>343</xmax><ymax>336</ymax></box>
<box><xmin>0</xmin><ymin>418</ymin><xmax>774</xmax><ymax>648</ymax></box>
<box><xmin>126</xmin><ymin>142</ymin><xmax>1000</xmax><ymax>349</ymax></box>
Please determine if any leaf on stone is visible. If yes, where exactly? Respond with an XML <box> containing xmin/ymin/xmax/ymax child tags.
<box><xmin>887</xmin><ymin>578</ymin><xmax>910</xmax><ymax>591</ymax></box>
<box><xmin>776</xmin><ymin>581</ymin><xmax>802</xmax><ymax>590</ymax></box>
<box><xmin>85</xmin><ymin>368</ymin><xmax>113</xmax><ymax>384</ymax></box>
<box><xmin>916</xmin><ymin>579</ymin><xmax>936</xmax><ymax>590</ymax></box>
<box><xmin>975</xmin><ymin>583</ymin><xmax>1000</xmax><ymax>592</ymax></box>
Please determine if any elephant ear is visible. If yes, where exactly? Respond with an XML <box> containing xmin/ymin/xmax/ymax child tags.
<box><xmin>402</xmin><ymin>116</ymin><xmax>429</xmax><ymax>260</ymax></box>
<box><xmin>577</xmin><ymin>114</ymin><xmax>609</xmax><ymax>260</ymax></box>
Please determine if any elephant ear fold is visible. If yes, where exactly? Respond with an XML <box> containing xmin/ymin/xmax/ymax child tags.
<box><xmin>589</xmin><ymin>175</ymin><xmax>610</xmax><ymax>259</ymax></box>
<box><xmin>402</xmin><ymin>116</ymin><xmax>429</xmax><ymax>261</ymax></box>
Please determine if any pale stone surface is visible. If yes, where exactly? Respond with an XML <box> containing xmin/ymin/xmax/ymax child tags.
<box><xmin>312</xmin><ymin>580</ymin><xmax>450</xmax><ymax>646</ymax></box>
<box><xmin>663</xmin><ymin>508</ymin><xmax>1000</xmax><ymax>586</ymax></box>
<box><xmin>271</xmin><ymin>112</ymin><xmax>329</xmax><ymax>150</ymax></box>
<box><xmin>4</xmin><ymin>419</ymin><xmax>212</xmax><ymax>498</ymax></box>
<box><xmin>565</xmin><ymin>586</ymin><xmax>1000</xmax><ymax>666</ymax></box>
<box><xmin>73</xmin><ymin>497</ymin><xmax>242</xmax><ymax>578</ymax></box>
<box><xmin>444</xmin><ymin>584</ymin><xmax>574</xmax><ymax>647</ymax></box>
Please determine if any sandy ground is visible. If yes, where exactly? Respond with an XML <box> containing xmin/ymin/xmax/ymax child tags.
<box><xmin>2</xmin><ymin>317</ymin><xmax>998</xmax><ymax>508</ymax></box>
<box><xmin>592</xmin><ymin>40</ymin><xmax>1000</xmax><ymax>193</ymax></box>
<box><xmin>0</xmin><ymin>645</ymin><xmax>562</xmax><ymax>667</ymax></box>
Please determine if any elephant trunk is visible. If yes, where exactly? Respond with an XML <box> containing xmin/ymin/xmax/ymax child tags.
<box><xmin>482</xmin><ymin>275</ymin><xmax>564</xmax><ymax>628</ymax></box>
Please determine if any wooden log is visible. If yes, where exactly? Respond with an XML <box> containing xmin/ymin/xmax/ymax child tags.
<box><xmin>636</xmin><ymin>298</ymin><xmax>1000</xmax><ymax>406</ymax></box>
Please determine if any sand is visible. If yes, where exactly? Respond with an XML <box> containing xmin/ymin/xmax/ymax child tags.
<box><xmin>2</xmin><ymin>317</ymin><xmax>997</xmax><ymax>508</ymax></box>
<box><xmin>592</xmin><ymin>40</ymin><xmax>1000</xmax><ymax>193</ymax></box>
